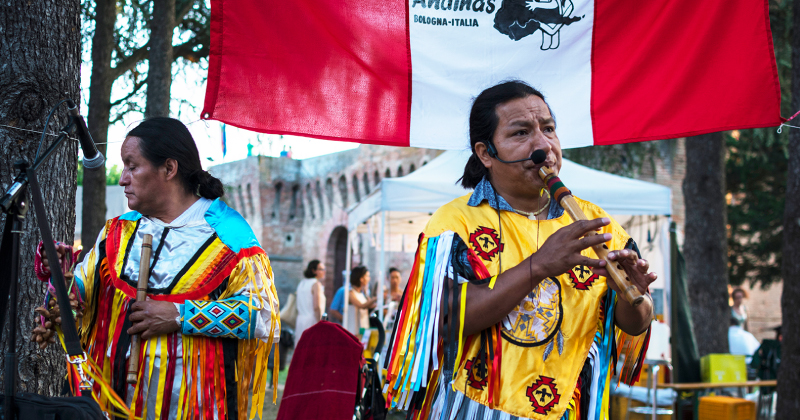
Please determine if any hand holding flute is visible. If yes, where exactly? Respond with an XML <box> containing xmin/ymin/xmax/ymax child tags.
<box><xmin>125</xmin><ymin>237</ymin><xmax>183</xmax><ymax>384</ymax></box>
<box><xmin>532</xmin><ymin>150</ymin><xmax>653</xmax><ymax>307</ymax></box>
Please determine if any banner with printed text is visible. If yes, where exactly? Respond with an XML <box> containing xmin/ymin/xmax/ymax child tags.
<box><xmin>203</xmin><ymin>0</ymin><xmax>782</xmax><ymax>149</ymax></box>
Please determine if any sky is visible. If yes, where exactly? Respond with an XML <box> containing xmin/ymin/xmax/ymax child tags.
<box><xmin>78</xmin><ymin>60</ymin><xmax>359</xmax><ymax>170</ymax></box>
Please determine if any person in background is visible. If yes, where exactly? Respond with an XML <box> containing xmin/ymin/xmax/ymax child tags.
<box><xmin>731</xmin><ymin>287</ymin><xmax>749</xmax><ymax>331</ymax></box>
<box><xmin>383</xmin><ymin>268</ymin><xmax>403</xmax><ymax>331</ymax></box>
<box><xmin>328</xmin><ymin>285</ymin><xmax>346</xmax><ymax>324</ymax></box>
<box><xmin>386</xmin><ymin>267</ymin><xmax>403</xmax><ymax>302</ymax></box>
<box><xmin>346</xmin><ymin>266</ymin><xmax>377</xmax><ymax>336</ymax></box>
<box><xmin>294</xmin><ymin>260</ymin><xmax>326</xmax><ymax>347</ymax></box>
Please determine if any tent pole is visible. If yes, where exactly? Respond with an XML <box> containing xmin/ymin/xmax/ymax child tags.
<box><xmin>343</xmin><ymin>230</ymin><xmax>353</xmax><ymax>331</ymax></box>
<box><xmin>378</xmin><ymin>211</ymin><xmax>386</xmax><ymax>322</ymax></box>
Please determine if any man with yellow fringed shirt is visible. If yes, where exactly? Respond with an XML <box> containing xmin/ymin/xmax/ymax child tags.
<box><xmin>384</xmin><ymin>81</ymin><xmax>656</xmax><ymax>420</ymax></box>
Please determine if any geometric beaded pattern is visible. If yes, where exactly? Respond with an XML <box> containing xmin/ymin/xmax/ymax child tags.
<box><xmin>181</xmin><ymin>296</ymin><xmax>256</xmax><ymax>339</ymax></box>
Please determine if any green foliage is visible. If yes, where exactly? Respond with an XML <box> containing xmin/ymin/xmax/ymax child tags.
<box><xmin>725</xmin><ymin>0</ymin><xmax>792</xmax><ymax>288</ymax></box>
<box><xmin>106</xmin><ymin>164</ymin><xmax>122</xmax><ymax>185</ymax></box>
<box><xmin>75</xmin><ymin>162</ymin><xmax>123</xmax><ymax>186</ymax></box>
<box><xmin>77</xmin><ymin>161</ymin><xmax>83</xmax><ymax>186</ymax></box>
<box><xmin>563</xmin><ymin>139</ymin><xmax>677</xmax><ymax>179</ymax></box>
<box><xmin>80</xmin><ymin>0</ymin><xmax>211</xmax><ymax>122</ymax></box>
<box><xmin>726</xmin><ymin>130</ymin><xmax>788</xmax><ymax>288</ymax></box>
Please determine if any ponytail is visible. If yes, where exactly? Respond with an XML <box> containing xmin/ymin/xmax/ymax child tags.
<box><xmin>190</xmin><ymin>170</ymin><xmax>225</xmax><ymax>200</ymax></box>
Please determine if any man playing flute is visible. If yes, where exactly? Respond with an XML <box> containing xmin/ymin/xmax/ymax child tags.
<box><xmin>384</xmin><ymin>81</ymin><xmax>656</xmax><ymax>419</ymax></box>
<box><xmin>31</xmin><ymin>117</ymin><xmax>280</xmax><ymax>420</ymax></box>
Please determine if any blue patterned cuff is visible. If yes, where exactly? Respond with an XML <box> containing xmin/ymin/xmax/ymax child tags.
<box><xmin>181</xmin><ymin>297</ymin><xmax>256</xmax><ymax>339</ymax></box>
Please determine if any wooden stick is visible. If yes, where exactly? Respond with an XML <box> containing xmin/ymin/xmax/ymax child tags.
<box><xmin>539</xmin><ymin>166</ymin><xmax>645</xmax><ymax>307</ymax></box>
<box><xmin>127</xmin><ymin>234</ymin><xmax>153</xmax><ymax>384</ymax></box>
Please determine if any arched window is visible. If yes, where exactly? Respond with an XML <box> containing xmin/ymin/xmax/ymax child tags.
<box><xmin>289</xmin><ymin>184</ymin><xmax>301</xmax><ymax>219</ymax></box>
<box><xmin>397</xmin><ymin>165</ymin><xmax>404</xmax><ymax>177</ymax></box>
<box><xmin>409</xmin><ymin>163</ymin><xmax>416</xmax><ymax>173</ymax></box>
<box><xmin>362</xmin><ymin>173</ymin><xmax>371</xmax><ymax>195</ymax></box>
<box><xmin>374</xmin><ymin>170</ymin><xmax>381</xmax><ymax>187</ymax></box>
<box><xmin>306</xmin><ymin>183</ymin><xmax>316</xmax><ymax>219</ymax></box>
<box><xmin>316</xmin><ymin>180</ymin><xmax>325</xmax><ymax>218</ymax></box>
<box><xmin>272</xmin><ymin>182</ymin><xmax>282</xmax><ymax>220</ymax></box>
<box><xmin>352</xmin><ymin>174</ymin><xmax>361</xmax><ymax>202</ymax></box>
<box><xmin>385</xmin><ymin>168</ymin><xmax>391</xmax><ymax>178</ymax></box>
<box><xmin>338</xmin><ymin>175</ymin><xmax>349</xmax><ymax>208</ymax></box>
<box><xmin>325</xmin><ymin>178</ymin><xmax>334</xmax><ymax>210</ymax></box>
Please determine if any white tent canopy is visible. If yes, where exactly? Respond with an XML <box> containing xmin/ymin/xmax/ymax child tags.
<box><xmin>344</xmin><ymin>150</ymin><xmax>673</xmax><ymax>327</ymax></box>
<box><xmin>348</xmin><ymin>150</ymin><xmax>672</xmax><ymax>232</ymax></box>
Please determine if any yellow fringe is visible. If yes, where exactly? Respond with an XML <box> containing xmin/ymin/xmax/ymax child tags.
<box><xmin>221</xmin><ymin>253</ymin><xmax>281</xmax><ymax>419</ymax></box>
<box><xmin>453</xmin><ymin>282</ymin><xmax>469</xmax><ymax>380</ymax></box>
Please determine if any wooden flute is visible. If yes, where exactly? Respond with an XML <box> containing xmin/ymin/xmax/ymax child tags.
<box><xmin>535</xmin><ymin>156</ymin><xmax>644</xmax><ymax>307</ymax></box>
<box><xmin>127</xmin><ymin>234</ymin><xmax>153</xmax><ymax>384</ymax></box>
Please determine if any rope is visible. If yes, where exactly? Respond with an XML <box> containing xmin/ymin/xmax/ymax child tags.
<box><xmin>0</xmin><ymin>124</ymin><xmax>123</xmax><ymax>145</ymax></box>
<box><xmin>777</xmin><ymin>109</ymin><xmax>800</xmax><ymax>133</ymax></box>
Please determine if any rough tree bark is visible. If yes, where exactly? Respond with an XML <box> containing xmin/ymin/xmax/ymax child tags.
<box><xmin>683</xmin><ymin>133</ymin><xmax>730</xmax><ymax>357</ymax></box>
<box><xmin>81</xmin><ymin>0</ymin><xmax>117</xmax><ymax>255</ymax></box>
<box><xmin>0</xmin><ymin>0</ymin><xmax>80</xmax><ymax>394</ymax></box>
<box><xmin>776</xmin><ymin>0</ymin><xmax>800</xmax><ymax>412</ymax></box>
<box><xmin>145</xmin><ymin>0</ymin><xmax>176</xmax><ymax>117</ymax></box>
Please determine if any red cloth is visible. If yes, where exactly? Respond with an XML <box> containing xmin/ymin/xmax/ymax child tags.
<box><xmin>277</xmin><ymin>321</ymin><xmax>364</xmax><ymax>420</ymax></box>
<box><xmin>203</xmin><ymin>0</ymin><xmax>781</xmax><ymax>148</ymax></box>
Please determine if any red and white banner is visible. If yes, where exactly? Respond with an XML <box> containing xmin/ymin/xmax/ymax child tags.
<box><xmin>202</xmin><ymin>0</ymin><xmax>782</xmax><ymax>149</ymax></box>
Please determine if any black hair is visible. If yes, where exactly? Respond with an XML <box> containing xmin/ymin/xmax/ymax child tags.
<box><xmin>350</xmin><ymin>266</ymin><xmax>369</xmax><ymax>288</ymax></box>
<box><xmin>127</xmin><ymin>117</ymin><xmax>224</xmax><ymax>200</ymax></box>
<box><xmin>303</xmin><ymin>260</ymin><xmax>321</xmax><ymax>278</ymax></box>
<box><xmin>460</xmin><ymin>80</ymin><xmax>552</xmax><ymax>189</ymax></box>
<box><xmin>388</xmin><ymin>267</ymin><xmax>400</xmax><ymax>275</ymax></box>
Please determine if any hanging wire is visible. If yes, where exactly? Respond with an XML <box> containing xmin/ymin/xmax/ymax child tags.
<box><xmin>34</xmin><ymin>99</ymin><xmax>71</xmax><ymax>162</ymax></box>
<box><xmin>0</xmin><ymin>124</ymin><xmax>125</xmax><ymax>145</ymax></box>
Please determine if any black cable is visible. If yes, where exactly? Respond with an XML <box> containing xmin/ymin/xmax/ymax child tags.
<box><xmin>34</xmin><ymin>99</ymin><xmax>71</xmax><ymax>162</ymax></box>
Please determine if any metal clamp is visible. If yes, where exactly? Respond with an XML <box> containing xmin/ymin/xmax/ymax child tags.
<box><xmin>67</xmin><ymin>353</ymin><xmax>93</xmax><ymax>392</ymax></box>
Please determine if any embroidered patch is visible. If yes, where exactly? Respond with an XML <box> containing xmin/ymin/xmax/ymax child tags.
<box><xmin>526</xmin><ymin>376</ymin><xmax>560</xmax><ymax>415</ymax></box>
<box><xmin>464</xmin><ymin>357</ymin><xmax>488</xmax><ymax>390</ymax></box>
<box><xmin>502</xmin><ymin>277</ymin><xmax>563</xmax><ymax>347</ymax></box>
<box><xmin>568</xmin><ymin>264</ymin><xmax>598</xmax><ymax>290</ymax></box>
<box><xmin>468</xmin><ymin>226</ymin><xmax>504</xmax><ymax>261</ymax></box>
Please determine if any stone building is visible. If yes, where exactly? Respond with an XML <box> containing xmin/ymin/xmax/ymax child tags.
<box><xmin>208</xmin><ymin>145</ymin><xmax>443</xmax><ymax>306</ymax></box>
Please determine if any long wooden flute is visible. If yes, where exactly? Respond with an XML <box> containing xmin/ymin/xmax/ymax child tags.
<box><xmin>535</xmin><ymin>155</ymin><xmax>644</xmax><ymax>307</ymax></box>
<box><xmin>127</xmin><ymin>234</ymin><xmax>153</xmax><ymax>384</ymax></box>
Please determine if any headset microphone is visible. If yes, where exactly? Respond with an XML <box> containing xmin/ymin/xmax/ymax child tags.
<box><xmin>485</xmin><ymin>140</ymin><xmax>549</xmax><ymax>165</ymax></box>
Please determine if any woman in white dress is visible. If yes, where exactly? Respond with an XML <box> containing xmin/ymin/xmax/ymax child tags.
<box><xmin>294</xmin><ymin>260</ymin><xmax>326</xmax><ymax>347</ymax></box>
<box><xmin>345</xmin><ymin>266</ymin><xmax>377</xmax><ymax>336</ymax></box>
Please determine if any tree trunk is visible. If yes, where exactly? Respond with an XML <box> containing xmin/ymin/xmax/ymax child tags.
<box><xmin>776</xmin><ymin>0</ymin><xmax>800</xmax><ymax>413</ymax></box>
<box><xmin>0</xmin><ymin>0</ymin><xmax>80</xmax><ymax>394</ymax></box>
<box><xmin>145</xmin><ymin>0</ymin><xmax>176</xmax><ymax>117</ymax></box>
<box><xmin>683</xmin><ymin>133</ymin><xmax>730</xmax><ymax>357</ymax></box>
<box><xmin>81</xmin><ymin>0</ymin><xmax>117</xmax><ymax>255</ymax></box>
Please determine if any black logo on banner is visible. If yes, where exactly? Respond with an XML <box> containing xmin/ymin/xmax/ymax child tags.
<box><xmin>410</xmin><ymin>0</ymin><xmax>583</xmax><ymax>49</ymax></box>
<box><xmin>494</xmin><ymin>0</ymin><xmax>583</xmax><ymax>47</ymax></box>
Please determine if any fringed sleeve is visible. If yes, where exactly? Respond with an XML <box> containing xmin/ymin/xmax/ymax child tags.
<box><xmin>615</xmin><ymin>238</ymin><xmax>652</xmax><ymax>386</ymax></box>
<box><xmin>219</xmin><ymin>251</ymin><xmax>281</xmax><ymax>417</ymax></box>
<box><xmin>384</xmin><ymin>232</ymin><xmax>492</xmax><ymax>418</ymax></box>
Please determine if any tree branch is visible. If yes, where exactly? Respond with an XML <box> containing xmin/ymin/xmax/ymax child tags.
<box><xmin>109</xmin><ymin>0</ymin><xmax>204</xmax><ymax>80</ymax></box>
<box><xmin>111</xmin><ymin>42</ymin><xmax>149</xmax><ymax>80</ymax></box>
<box><xmin>110</xmin><ymin>78</ymin><xmax>147</xmax><ymax>107</ymax></box>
